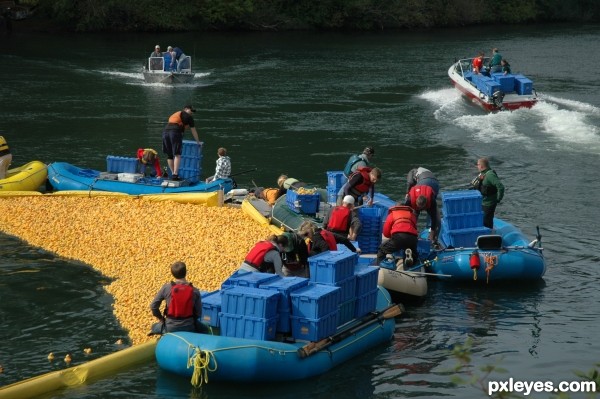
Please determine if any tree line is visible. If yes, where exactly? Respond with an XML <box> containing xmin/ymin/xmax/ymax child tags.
<box><xmin>19</xmin><ymin>0</ymin><xmax>600</xmax><ymax>31</ymax></box>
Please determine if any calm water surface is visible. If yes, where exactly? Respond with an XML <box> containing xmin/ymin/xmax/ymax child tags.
<box><xmin>1</xmin><ymin>24</ymin><xmax>599</xmax><ymax>398</ymax></box>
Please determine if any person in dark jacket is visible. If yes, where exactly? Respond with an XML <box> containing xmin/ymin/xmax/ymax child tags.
<box><xmin>280</xmin><ymin>231</ymin><xmax>309</xmax><ymax>277</ymax></box>
<box><xmin>150</xmin><ymin>261</ymin><xmax>202</xmax><ymax>334</ymax></box>
<box><xmin>471</xmin><ymin>157</ymin><xmax>505</xmax><ymax>229</ymax></box>
<box><xmin>162</xmin><ymin>105</ymin><xmax>201</xmax><ymax>181</ymax></box>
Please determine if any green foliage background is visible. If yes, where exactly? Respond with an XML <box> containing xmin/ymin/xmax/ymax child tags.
<box><xmin>17</xmin><ymin>0</ymin><xmax>600</xmax><ymax>31</ymax></box>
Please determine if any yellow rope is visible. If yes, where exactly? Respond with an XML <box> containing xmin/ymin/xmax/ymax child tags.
<box><xmin>187</xmin><ymin>346</ymin><xmax>217</xmax><ymax>387</ymax></box>
<box><xmin>484</xmin><ymin>253</ymin><xmax>498</xmax><ymax>284</ymax></box>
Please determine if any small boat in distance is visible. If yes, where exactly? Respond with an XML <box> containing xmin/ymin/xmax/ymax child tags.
<box><xmin>143</xmin><ymin>54</ymin><xmax>195</xmax><ymax>84</ymax></box>
<box><xmin>448</xmin><ymin>58</ymin><xmax>538</xmax><ymax>111</ymax></box>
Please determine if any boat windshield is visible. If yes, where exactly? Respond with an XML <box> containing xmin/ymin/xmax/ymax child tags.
<box><xmin>455</xmin><ymin>57</ymin><xmax>491</xmax><ymax>77</ymax></box>
<box><xmin>148</xmin><ymin>57</ymin><xmax>165</xmax><ymax>72</ymax></box>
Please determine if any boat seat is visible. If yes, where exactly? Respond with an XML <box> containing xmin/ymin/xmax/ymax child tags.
<box><xmin>476</xmin><ymin>235</ymin><xmax>503</xmax><ymax>250</ymax></box>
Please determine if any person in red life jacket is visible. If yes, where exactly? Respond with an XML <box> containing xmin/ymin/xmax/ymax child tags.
<box><xmin>341</xmin><ymin>166</ymin><xmax>382</xmax><ymax>206</ymax></box>
<box><xmin>136</xmin><ymin>148</ymin><xmax>163</xmax><ymax>177</ymax></box>
<box><xmin>239</xmin><ymin>235</ymin><xmax>289</xmax><ymax>276</ymax></box>
<box><xmin>376</xmin><ymin>204</ymin><xmax>419</xmax><ymax>267</ymax></box>
<box><xmin>298</xmin><ymin>221</ymin><xmax>357</xmax><ymax>257</ymax></box>
<box><xmin>323</xmin><ymin>195</ymin><xmax>362</xmax><ymax>241</ymax></box>
<box><xmin>280</xmin><ymin>231</ymin><xmax>310</xmax><ymax>278</ymax></box>
<box><xmin>162</xmin><ymin>105</ymin><xmax>201</xmax><ymax>181</ymax></box>
<box><xmin>472</xmin><ymin>51</ymin><xmax>485</xmax><ymax>74</ymax></box>
<box><xmin>404</xmin><ymin>184</ymin><xmax>441</xmax><ymax>244</ymax></box>
<box><xmin>150</xmin><ymin>261</ymin><xmax>203</xmax><ymax>334</ymax></box>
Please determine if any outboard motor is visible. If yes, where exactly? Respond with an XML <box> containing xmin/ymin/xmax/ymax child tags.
<box><xmin>492</xmin><ymin>91</ymin><xmax>505</xmax><ymax>110</ymax></box>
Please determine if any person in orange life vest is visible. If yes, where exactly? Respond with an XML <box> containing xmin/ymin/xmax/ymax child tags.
<box><xmin>323</xmin><ymin>195</ymin><xmax>362</xmax><ymax>241</ymax></box>
<box><xmin>404</xmin><ymin>185</ymin><xmax>441</xmax><ymax>243</ymax></box>
<box><xmin>0</xmin><ymin>135</ymin><xmax>12</xmax><ymax>179</ymax></box>
<box><xmin>472</xmin><ymin>51</ymin><xmax>484</xmax><ymax>74</ymax></box>
<box><xmin>162</xmin><ymin>105</ymin><xmax>201</xmax><ymax>181</ymax></box>
<box><xmin>240</xmin><ymin>235</ymin><xmax>289</xmax><ymax>276</ymax></box>
<box><xmin>253</xmin><ymin>174</ymin><xmax>288</xmax><ymax>205</ymax></box>
<box><xmin>280</xmin><ymin>231</ymin><xmax>310</xmax><ymax>278</ymax></box>
<box><xmin>376</xmin><ymin>204</ymin><xmax>419</xmax><ymax>267</ymax></box>
<box><xmin>136</xmin><ymin>148</ymin><xmax>162</xmax><ymax>177</ymax></box>
<box><xmin>298</xmin><ymin>221</ymin><xmax>357</xmax><ymax>257</ymax></box>
<box><xmin>341</xmin><ymin>167</ymin><xmax>382</xmax><ymax>206</ymax></box>
<box><xmin>150</xmin><ymin>261</ymin><xmax>203</xmax><ymax>333</ymax></box>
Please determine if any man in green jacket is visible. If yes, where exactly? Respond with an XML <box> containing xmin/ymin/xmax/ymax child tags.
<box><xmin>473</xmin><ymin>157</ymin><xmax>505</xmax><ymax>228</ymax></box>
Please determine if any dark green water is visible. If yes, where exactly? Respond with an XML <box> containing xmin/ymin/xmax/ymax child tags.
<box><xmin>1</xmin><ymin>24</ymin><xmax>599</xmax><ymax>398</ymax></box>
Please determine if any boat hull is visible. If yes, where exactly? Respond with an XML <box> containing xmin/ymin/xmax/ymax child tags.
<box><xmin>143</xmin><ymin>71</ymin><xmax>195</xmax><ymax>84</ymax></box>
<box><xmin>424</xmin><ymin>218</ymin><xmax>546</xmax><ymax>281</ymax></box>
<box><xmin>47</xmin><ymin>162</ymin><xmax>233</xmax><ymax>195</ymax></box>
<box><xmin>0</xmin><ymin>161</ymin><xmax>47</xmax><ymax>192</ymax></box>
<box><xmin>448</xmin><ymin>61</ymin><xmax>537</xmax><ymax>112</ymax></box>
<box><xmin>377</xmin><ymin>267</ymin><xmax>428</xmax><ymax>297</ymax></box>
<box><xmin>155</xmin><ymin>287</ymin><xmax>395</xmax><ymax>382</ymax></box>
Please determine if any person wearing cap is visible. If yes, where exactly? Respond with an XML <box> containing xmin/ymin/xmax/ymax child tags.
<box><xmin>150</xmin><ymin>45</ymin><xmax>162</xmax><ymax>58</ymax></box>
<box><xmin>0</xmin><ymin>135</ymin><xmax>12</xmax><ymax>179</ymax></box>
<box><xmin>343</xmin><ymin>146</ymin><xmax>375</xmax><ymax>178</ymax></box>
<box><xmin>136</xmin><ymin>148</ymin><xmax>162</xmax><ymax>177</ymax></box>
<box><xmin>280</xmin><ymin>231</ymin><xmax>310</xmax><ymax>278</ymax></box>
<box><xmin>488</xmin><ymin>48</ymin><xmax>503</xmax><ymax>73</ymax></box>
<box><xmin>239</xmin><ymin>235</ymin><xmax>289</xmax><ymax>276</ymax></box>
<box><xmin>162</xmin><ymin>105</ymin><xmax>201</xmax><ymax>181</ymax></box>
<box><xmin>323</xmin><ymin>195</ymin><xmax>362</xmax><ymax>241</ymax></box>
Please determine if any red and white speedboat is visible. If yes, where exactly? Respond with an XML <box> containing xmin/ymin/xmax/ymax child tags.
<box><xmin>449</xmin><ymin>58</ymin><xmax>538</xmax><ymax>112</ymax></box>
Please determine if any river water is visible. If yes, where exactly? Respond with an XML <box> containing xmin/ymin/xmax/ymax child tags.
<box><xmin>1</xmin><ymin>24</ymin><xmax>599</xmax><ymax>398</ymax></box>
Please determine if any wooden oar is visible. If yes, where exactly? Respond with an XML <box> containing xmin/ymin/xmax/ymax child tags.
<box><xmin>297</xmin><ymin>303</ymin><xmax>404</xmax><ymax>359</ymax></box>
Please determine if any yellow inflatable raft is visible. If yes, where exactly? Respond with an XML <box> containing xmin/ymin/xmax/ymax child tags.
<box><xmin>0</xmin><ymin>161</ymin><xmax>47</xmax><ymax>192</ymax></box>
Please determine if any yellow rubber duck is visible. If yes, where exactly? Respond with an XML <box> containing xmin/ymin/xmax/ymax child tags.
<box><xmin>64</xmin><ymin>354</ymin><xmax>72</xmax><ymax>364</ymax></box>
<box><xmin>47</xmin><ymin>352</ymin><xmax>55</xmax><ymax>361</ymax></box>
<box><xmin>83</xmin><ymin>348</ymin><xmax>92</xmax><ymax>355</ymax></box>
<box><xmin>115</xmin><ymin>339</ymin><xmax>123</xmax><ymax>345</ymax></box>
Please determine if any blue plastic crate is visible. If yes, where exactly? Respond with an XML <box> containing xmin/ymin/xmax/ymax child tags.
<box><xmin>276</xmin><ymin>309</ymin><xmax>291</xmax><ymax>333</ymax></box>
<box><xmin>286</xmin><ymin>190</ymin><xmax>320</xmax><ymax>214</ymax></box>
<box><xmin>290</xmin><ymin>284</ymin><xmax>341</xmax><ymax>319</ymax></box>
<box><xmin>221</xmin><ymin>271</ymin><xmax>280</xmax><ymax>288</ymax></box>
<box><xmin>327</xmin><ymin>191</ymin><xmax>338</xmax><ymax>204</ymax></box>
<box><xmin>180</xmin><ymin>155</ymin><xmax>202</xmax><ymax>170</ymax></box>
<box><xmin>259</xmin><ymin>276</ymin><xmax>310</xmax><ymax>312</ymax></box>
<box><xmin>355</xmin><ymin>289</ymin><xmax>378</xmax><ymax>318</ymax></box>
<box><xmin>337</xmin><ymin>299</ymin><xmax>356</xmax><ymax>326</ymax></box>
<box><xmin>514</xmin><ymin>75</ymin><xmax>533</xmax><ymax>95</ymax></box>
<box><xmin>178</xmin><ymin>167</ymin><xmax>201</xmax><ymax>183</ymax></box>
<box><xmin>492</xmin><ymin>73</ymin><xmax>515</xmax><ymax>93</ymax></box>
<box><xmin>325</xmin><ymin>275</ymin><xmax>356</xmax><ymax>303</ymax></box>
<box><xmin>200</xmin><ymin>290</ymin><xmax>222</xmax><ymax>327</ymax></box>
<box><xmin>326</xmin><ymin>171</ymin><xmax>346</xmax><ymax>193</ymax></box>
<box><xmin>417</xmin><ymin>238</ymin><xmax>432</xmax><ymax>258</ymax></box>
<box><xmin>290</xmin><ymin>311</ymin><xmax>338</xmax><ymax>341</ymax></box>
<box><xmin>443</xmin><ymin>212</ymin><xmax>484</xmax><ymax>230</ymax></box>
<box><xmin>441</xmin><ymin>190</ymin><xmax>482</xmax><ymax>216</ymax></box>
<box><xmin>182</xmin><ymin>140</ymin><xmax>203</xmax><ymax>157</ymax></box>
<box><xmin>357</xmin><ymin>255</ymin><xmax>377</xmax><ymax>267</ymax></box>
<box><xmin>443</xmin><ymin>226</ymin><xmax>492</xmax><ymax>248</ymax></box>
<box><xmin>106</xmin><ymin>156</ymin><xmax>138</xmax><ymax>173</ymax></box>
<box><xmin>221</xmin><ymin>286</ymin><xmax>280</xmax><ymax>318</ymax></box>
<box><xmin>356</xmin><ymin>236</ymin><xmax>381</xmax><ymax>255</ymax></box>
<box><xmin>354</xmin><ymin>266</ymin><xmax>379</xmax><ymax>297</ymax></box>
<box><xmin>219</xmin><ymin>313</ymin><xmax>277</xmax><ymax>341</ymax></box>
<box><xmin>308</xmin><ymin>250</ymin><xmax>357</xmax><ymax>284</ymax></box>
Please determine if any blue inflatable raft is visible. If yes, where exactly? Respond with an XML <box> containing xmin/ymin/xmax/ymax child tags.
<box><xmin>155</xmin><ymin>286</ymin><xmax>397</xmax><ymax>383</ymax></box>
<box><xmin>47</xmin><ymin>162</ymin><xmax>234</xmax><ymax>195</ymax></box>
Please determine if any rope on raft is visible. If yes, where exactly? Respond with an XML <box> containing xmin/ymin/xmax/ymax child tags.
<box><xmin>188</xmin><ymin>346</ymin><xmax>217</xmax><ymax>387</ymax></box>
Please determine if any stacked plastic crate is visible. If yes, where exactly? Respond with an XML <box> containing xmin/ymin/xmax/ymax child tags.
<box><xmin>326</xmin><ymin>170</ymin><xmax>346</xmax><ymax>204</ymax></box>
<box><xmin>106</xmin><ymin>156</ymin><xmax>138</xmax><ymax>173</ymax></box>
<box><xmin>218</xmin><ymin>271</ymin><xmax>282</xmax><ymax>341</ymax></box>
<box><xmin>353</xmin><ymin>266</ymin><xmax>379</xmax><ymax>318</ymax></box>
<box><xmin>259</xmin><ymin>276</ymin><xmax>309</xmax><ymax>334</ymax></box>
<box><xmin>200</xmin><ymin>290</ymin><xmax>222</xmax><ymax>328</ymax></box>
<box><xmin>440</xmin><ymin>190</ymin><xmax>491</xmax><ymax>248</ymax></box>
<box><xmin>307</xmin><ymin>250</ymin><xmax>357</xmax><ymax>327</ymax></box>
<box><xmin>356</xmin><ymin>207</ymin><xmax>383</xmax><ymax>254</ymax></box>
<box><xmin>286</xmin><ymin>189</ymin><xmax>320</xmax><ymax>215</ymax></box>
<box><xmin>178</xmin><ymin>140</ymin><xmax>203</xmax><ymax>183</ymax></box>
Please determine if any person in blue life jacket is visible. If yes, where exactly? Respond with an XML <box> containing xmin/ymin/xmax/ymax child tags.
<box><xmin>150</xmin><ymin>261</ymin><xmax>203</xmax><ymax>334</ymax></box>
<box><xmin>343</xmin><ymin>146</ymin><xmax>375</xmax><ymax>178</ymax></box>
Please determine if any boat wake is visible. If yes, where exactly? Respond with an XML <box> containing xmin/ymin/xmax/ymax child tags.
<box><xmin>419</xmin><ymin>88</ymin><xmax>600</xmax><ymax>152</ymax></box>
<box><xmin>96</xmin><ymin>70</ymin><xmax>212</xmax><ymax>87</ymax></box>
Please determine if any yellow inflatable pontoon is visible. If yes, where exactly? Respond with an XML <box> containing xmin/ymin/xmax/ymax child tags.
<box><xmin>0</xmin><ymin>161</ymin><xmax>47</xmax><ymax>192</ymax></box>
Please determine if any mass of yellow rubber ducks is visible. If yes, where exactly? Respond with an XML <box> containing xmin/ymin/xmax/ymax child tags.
<box><xmin>0</xmin><ymin>196</ymin><xmax>273</xmax><ymax>346</ymax></box>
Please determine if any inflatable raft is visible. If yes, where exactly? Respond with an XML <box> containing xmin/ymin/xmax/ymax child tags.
<box><xmin>0</xmin><ymin>161</ymin><xmax>47</xmax><ymax>192</ymax></box>
<box><xmin>155</xmin><ymin>287</ymin><xmax>397</xmax><ymax>383</ymax></box>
